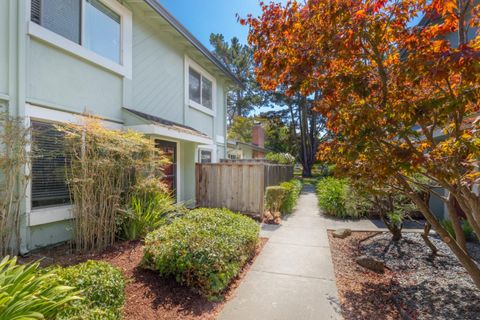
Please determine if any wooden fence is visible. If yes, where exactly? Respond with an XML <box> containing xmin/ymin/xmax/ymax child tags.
<box><xmin>195</xmin><ymin>162</ymin><xmax>294</xmax><ymax>216</ymax></box>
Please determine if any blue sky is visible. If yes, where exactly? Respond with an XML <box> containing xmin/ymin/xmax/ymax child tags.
<box><xmin>159</xmin><ymin>0</ymin><xmax>275</xmax><ymax>49</ymax></box>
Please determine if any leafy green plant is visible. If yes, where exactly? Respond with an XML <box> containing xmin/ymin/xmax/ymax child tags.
<box><xmin>0</xmin><ymin>256</ymin><xmax>80</xmax><ymax>320</ymax></box>
<box><xmin>120</xmin><ymin>177</ymin><xmax>175</xmax><ymax>240</ymax></box>
<box><xmin>56</xmin><ymin>260</ymin><xmax>125</xmax><ymax>320</ymax></box>
<box><xmin>442</xmin><ymin>219</ymin><xmax>477</xmax><ymax>243</ymax></box>
<box><xmin>279</xmin><ymin>179</ymin><xmax>302</xmax><ymax>214</ymax></box>
<box><xmin>266</xmin><ymin>152</ymin><xmax>296</xmax><ymax>165</ymax></box>
<box><xmin>317</xmin><ymin>177</ymin><xmax>371</xmax><ymax>219</ymax></box>
<box><xmin>265</xmin><ymin>186</ymin><xmax>288</xmax><ymax>214</ymax></box>
<box><xmin>143</xmin><ymin>208</ymin><xmax>259</xmax><ymax>299</ymax></box>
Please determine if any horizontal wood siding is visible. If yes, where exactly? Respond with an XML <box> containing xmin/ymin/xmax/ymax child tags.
<box><xmin>196</xmin><ymin>163</ymin><xmax>293</xmax><ymax>216</ymax></box>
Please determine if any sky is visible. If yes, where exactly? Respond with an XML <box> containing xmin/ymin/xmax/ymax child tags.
<box><xmin>158</xmin><ymin>0</ymin><xmax>272</xmax><ymax>49</ymax></box>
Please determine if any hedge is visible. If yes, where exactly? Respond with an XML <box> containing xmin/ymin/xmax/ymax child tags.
<box><xmin>265</xmin><ymin>179</ymin><xmax>302</xmax><ymax>215</ymax></box>
<box><xmin>143</xmin><ymin>208</ymin><xmax>259</xmax><ymax>298</ymax></box>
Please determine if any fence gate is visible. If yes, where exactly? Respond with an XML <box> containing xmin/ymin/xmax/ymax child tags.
<box><xmin>195</xmin><ymin>162</ymin><xmax>293</xmax><ymax>216</ymax></box>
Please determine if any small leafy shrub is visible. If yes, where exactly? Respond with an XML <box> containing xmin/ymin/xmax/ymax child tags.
<box><xmin>56</xmin><ymin>260</ymin><xmax>125</xmax><ymax>320</ymax></box>
<box><xmin>120</xmin><ymin>177</ymin><xmax>175</xmax><ymax>240</ymax></box>
<box><xmin>0</xmin><ymin>256</ymin><xmax>79</xmax><ymax>320</ymax></box>
<box><xmin>143</xmin><ymin>208</ymin><xmax>259</xmax><ymax>298</ymax></box>
<box><xmin>265</xmin><ymin>186</ymin><xmax>288</xmax><ymax>214</ymax></box>
<box><xmin>279</xmin><ymin>179</ymin><xmax>302</xmax><ymax>214</ymax></box>
<box><xmin>317</xmin><ymin>177</ymin><xmax>371</xmax><ymax>218</ymax></box>
<box><xmin>266</xmin><ymin>152</ymin><xmax>296</xmax><ymax>165</ymax></box>
<box><xmin>442</xmin><ymin>219</ymin><xmax>477</xmax><ymax>242</ymax></box>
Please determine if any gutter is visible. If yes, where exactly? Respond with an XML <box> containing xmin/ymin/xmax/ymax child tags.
<box><xmin>143</xmin><ymin>0</ymin><xmax>244</xmax><ymax>88</ymax></box>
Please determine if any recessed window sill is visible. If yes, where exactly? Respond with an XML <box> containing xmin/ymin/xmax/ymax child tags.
<box><xmin>28</xmin><ymin>21</ymin><xmax>132</xmax><ymax>78</ymax></box>
<box><xmin>188</xmin><ymin>100</ymin><xmax>215</xmax><ymax>117</ymax></box>
<box><xmin>29</xmin><ymin>204</ymin><xmax>73</xmax><ymax>226</ymax></box>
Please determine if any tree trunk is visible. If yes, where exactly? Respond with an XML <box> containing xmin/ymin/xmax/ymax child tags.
<box><xmin>408</xmin><ymin>188</ymin><xmax>480</xmax><ymax>289</ymax></box>
<box><xmin>421</xmin><ymin>222</ymin><xmax>438</xmax><ymax>255</ymax></box>
<box><xmin>446</xmin><ymin>192</ymin><xmax>467</xmax><ymax>252</ymax></box>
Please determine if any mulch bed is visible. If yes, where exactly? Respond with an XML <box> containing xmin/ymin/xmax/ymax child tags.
<box><xmin>21</xmin><ymin>237</ymin><xmax>268</xmax><ymax>320</ymax></box>
<box><xmin>328</xmin><ymin>231</ymin><xmax>480</xmax><ymax>320</ymax></box>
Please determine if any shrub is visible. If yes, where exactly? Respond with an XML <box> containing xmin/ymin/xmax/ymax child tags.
<box><xmin>0</xmin><ymin>256</ymin><xmax>80</xmax><ymax>320</ymax></box>
<box><xmin>143</xmin><ymin>208</ymin><xmax>259</xmax><ymax>298</ymax></box>
<box><xmin>56</xmin><ymin>260</ymin><xmax>125</xmax><ymax>320</ymax></box>
<box><xmin>279</xmin><ymin>179</ymin><xmax>302</xmax><ymax>214</ymax></box>
<box><xmin>317</xmin><ymin>177</ymin><xmax>371</xmax><ymax>218</ymax></box>
<box><xmin>442</xmin><ymin>219</ymin><xmax>477</xmax><ymax>243</ymax></box>
<box><xmin>265</xmin><ymin>186</ymin><xmax>288</xmax><ymax>213</ymax></box>
<box><xmin>120</xmin><ymin>177</ymin><xmax>175</xmax><ymax>240</ymax></box>
<box><xmin>266</xmin><ymin>152</ymin><xmax>296</xmax><ymax>165</ymax></box>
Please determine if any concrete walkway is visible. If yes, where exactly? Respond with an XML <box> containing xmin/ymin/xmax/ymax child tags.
<box><xmin>218</xmin><ymin>185</ymin><xmax>342</xmax><ymax>320</ymax></box>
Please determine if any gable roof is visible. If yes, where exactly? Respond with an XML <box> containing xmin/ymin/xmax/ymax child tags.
<box><xmin>143</xmin><ymin>0</ymin><xmax>243</xmax><ymax>88</ymax></box>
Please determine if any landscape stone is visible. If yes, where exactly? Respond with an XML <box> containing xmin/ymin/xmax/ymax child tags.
<box><xmin>356</xmin><ymin>255</ymin><xmax>385</xmax><ymax>273</ymax></box>
<box><xmin>332</xmin><ymin>228</ymin><xmax>352</xmax><ymax>239</ymax></box>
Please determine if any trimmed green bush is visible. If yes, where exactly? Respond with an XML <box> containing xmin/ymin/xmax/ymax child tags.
<box><xmin>266</xmin><ymin>152</ymin><xmax>296</xmax><ymax>165</ymax></box>
<box><xmin>143</xmin><ymin>208</ymin><xmax>259</xmax><ymax>298</ymax></box>
<box><xmin>56</xmin><ymin>260</ymin><xmax>125</xmax><ymax>320</ymax></box>
<box><xmin>279</xmin><ymin>179</ymin><xmax>302</xmax><ymax>214</ymax></box>
<box><xmin>265</xmin><ymin>186</ymin><xmax>288</xmax><ymax>213</ymax></box>
<box><xmin>442</xmin><ymin>219</ymin><xmax>477</xmax><ymax>242</ymax></box>
<box><xmin>0</xmin><ymin>256</ymin><xmax>80</xmax><ymax>320</ymax></box>
<box><xmin>316</xmin><ymin>177</ymin><xmax>371</xmax><ymax>218</ymax></box>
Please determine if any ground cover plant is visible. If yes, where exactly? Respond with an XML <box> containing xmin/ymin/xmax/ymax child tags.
<box><xmin>0</xmin><ymin>256</ymin><xmax>80</xmax><ymax>320</ymax></box>
<box><xmin>55</xmin><ymin>260</ymin><xmax>126</xmax><ymax>320</ymax></box>
<box><xmin>143</xmin><ymin>208</ymin><xmax>259</xmax><ymax>299</ymax></box>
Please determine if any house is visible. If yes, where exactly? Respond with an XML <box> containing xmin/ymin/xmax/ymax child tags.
<box><xmin>226</xmin><ymin>123</ymin><xmax>269</xmax><ymax>160</ymax></box>
<box><xmin>0</xmin><ymin>0</ymin><xmax>240</xmax><ymax>253</ymax></box>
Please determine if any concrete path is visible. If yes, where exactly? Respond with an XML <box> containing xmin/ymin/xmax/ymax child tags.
<box><xmin>218</xmin><ymin>185</ymin><xmax>342</xmax><ymax>320</ymax></box>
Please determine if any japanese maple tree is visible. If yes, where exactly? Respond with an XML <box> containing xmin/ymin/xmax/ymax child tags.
<box><xmin>244</xmin><ymin>0</ymin><xmax>480</xmax><ymax>287</ymax></box>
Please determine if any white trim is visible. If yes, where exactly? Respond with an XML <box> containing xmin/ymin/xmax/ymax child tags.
<box><xmin>26</xmin><ymin>104</ymin><xmax>123</xmax><ymax>130</ymax></box>
<box><xmin>127</xmin><ymin>124</ymin><xmax>213</xmax><ymax>145</ymax></box>
<box><xmin>185</xmin><ymin>56</ymin><xmax>216</xmax><ymax>117</ymax></box>
<box><xmin>0</xmin><ymin>93</ymin><xmax>10</xmax><ymax>101</ymax></box>
<box><xmin>29</xmin><ymin>205</ymin><xmax>73</xmax><ymax>227</ymax></box>
<box><xmin>216</xmin><ymin>135</ymin><xmax>225</xmax><ymax>144</ymax></box>
<box><xmin>197</xmin><ymin>145</ymin><xmax>217</xmax><ymax>163</ymax></box>
<box><xmin>27</xmin><ymin>0</ymin><xmax>132</xmax><ymax>78</ymax></box>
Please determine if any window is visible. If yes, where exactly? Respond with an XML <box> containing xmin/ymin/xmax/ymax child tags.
<box><xmin>199</xmin><ymin>149</ymin><xmax>212</xmax><ymax>163</ymax></box>
<box><xmin>31</xmin><ymin>121</ymin><xmax>70</xmax><ymax>208</ymax></box>
<box><xmin>31</xmin><ymin>0</ymin><xmax>123</xmax><ymax>64</ymax></box>
<box><xmin>188</xmin><ymin>64</ymin><xmax>215</xmax><ymax>110</ymax></box>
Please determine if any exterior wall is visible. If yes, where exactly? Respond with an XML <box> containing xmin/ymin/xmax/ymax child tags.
<box><xmin>1</xmin><ymin>0</ymin><xmax>231</xmax><ymax>252</ymax></box>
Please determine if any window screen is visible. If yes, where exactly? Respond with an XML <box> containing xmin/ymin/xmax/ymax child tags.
<box><xmin>189</xmin><ymin>67</ymin><xmax>201</xmax><ymax>104</ymax></box>
<box><xmin>31</xmin><ymin>121</ymin><xmax>71</xmax><ymax>208</ymax></box>
<box><xmin>34</xmin><ymin>0</ymin><xmax>82</xmax><ymax>44</ymax></box>
<box><xmin>199</xmin><ymin>150</ymin><xmax>212</xmax><ymax>163</ymax></box>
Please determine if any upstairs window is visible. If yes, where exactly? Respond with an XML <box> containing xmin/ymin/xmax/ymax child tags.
<box><xmin>31</xmin><ymin>0</ymin><xmax>121</xmax><ymax>64</ymax></box>
<box><xmin>187</xmin><ymin>59</ymin><xmax>216</xmax><ymax>113</ymax></box>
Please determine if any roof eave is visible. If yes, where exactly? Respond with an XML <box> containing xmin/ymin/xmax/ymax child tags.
<box><xmin>143</xmin><ymin>0</ymin><xmax>243</xmax><ymax>88</ymax></box>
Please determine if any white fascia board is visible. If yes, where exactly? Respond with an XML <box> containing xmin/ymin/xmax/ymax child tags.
<box><xmin>29</xmin><ymin>205</ymin><xmax>73</xmax><ymax>226</ymax></box>
<box><xmin>127</xmin><ymin>124</ymin><xmax>213</xmax><ymax>145</ymax></box>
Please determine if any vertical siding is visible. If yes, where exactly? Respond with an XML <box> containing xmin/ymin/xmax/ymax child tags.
<box><xmin>0</xmin><ymin>0</ymin><xmax>10</xmax><ymax>95</ymax></box>
<box><xmin>132</xmin><ymin>14</ymin><xmax>185</xmax><ymax>124</ymax></box>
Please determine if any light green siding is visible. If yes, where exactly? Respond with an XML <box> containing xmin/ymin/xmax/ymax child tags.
<box><xmin>186</xmin><ymin>108</ymin><xmax>214</xmax><ymax>137</ymax></box>
<box><xmin>131</xmin><ymin>14</ymin><xmax>185</xmax><ymax>124</ymax></box>
<box><xmin>180</xmin><ymin>141</ymin><xmax>196</xmax><ymax>205</ymax></box>
<box><xmin>28</xmin><ymin>221</ymin><xmax>72</xmax><ymax>251</ymax></box>
<box><xmin>0</xmin><ymin>0</ymin><xmax>9</xmax><ymax>96</ymax></box>
<box><xmin>27</xmin><ymin>40</ymin><xmax>124</xmax><ymax>121</ymax></box>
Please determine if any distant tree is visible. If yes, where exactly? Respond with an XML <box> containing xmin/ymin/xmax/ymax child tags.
<box><xmin>227</xmin><ymin>116</ymin><xmax>254</xmax><ymax>143</ymax></box>
<box><xmin>210</xmin><ymin>34</ymin><xmax>265</xmax><ymax>123</ymax></box>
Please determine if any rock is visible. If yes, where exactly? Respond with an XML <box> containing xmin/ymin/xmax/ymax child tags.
<box><xmin>332</xmin><ymin>228</ymin><xmax>352</xmax><ymax>239</ymax></box>
<box><xmin>356</xmin><ymin>255</ymin><xmax>385</xmax><ymax>273</ymax></box>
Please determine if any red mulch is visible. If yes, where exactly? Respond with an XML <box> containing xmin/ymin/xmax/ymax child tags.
<box><xmin>328</xmin><ymin>231</ymin><xmax>400</xmax><ymax>320</ymax></box>
<box><xmin>21</xmin><ymin>237</ymin><xmax>268</xmax><ymax>320</ymax></box>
